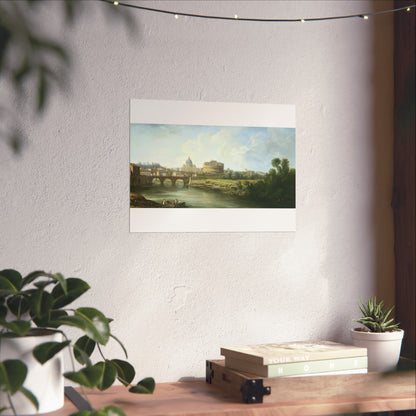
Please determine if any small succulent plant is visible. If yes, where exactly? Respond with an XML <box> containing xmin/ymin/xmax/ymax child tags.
<box><xmin>353</xmin><ymin>296</ymin><xmax>400</xmax><ymax>333</ymax></box>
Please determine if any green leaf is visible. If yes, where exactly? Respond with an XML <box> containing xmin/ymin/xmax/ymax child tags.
<box><xmin>33</xmin><ymin>280</ymin><xmax>55</xmax><ymax>290</ymax></box>
<box><xmin>52</xmin><ymin>273</ymin><xmax>67</xmax><ymax>294</ymax></box>
<box><xmin>74</xmin><ymin>308</ymin><xmax>110</xmax><ymax>345</ymax></box>
<box><xmin>384</xmin><ymin>306</ymin><xmax>394</xmax><ymax>321</ymax></box>
<box><xmin>358</xmin><ymin>301</ymin><xmax>367</xmax><ymax>317</ymax></box>
<box><xmin>355</xmin><ymin>296</ymin><xmax>400</xmax><ymax>332</ymax></box>
<box><xmin>12</xmin><ymin>57</ymin><xmax>33</xmax><ymax>85</ymax></box>
<box><xmin>98</xmin><ymin>406</ymin><xmax>127</xmax><ymax>416</ymax></box>
<box><xmin>128</xmin><ymin>377</ymin><xmax>155</xmax><ymax>394</ymax></box>
<box><xmin>0</xmin><ymin>270</ymin><xmax>22</xmax><ymax>291</ymax></box>
<box><xmin>64</xmin><ymin>366</ymin><xmax>102</xmax><ymax>389</ymax></box>
<box><xmin>52</xmin><ymin>315</ymin><xmax>89</xmax><ymax>333</ymax></box>
<box><xmin>74</xmin><ymin>335</ymin><xmax>96</xmax><ymax>365</ymax></box>
<box><xmin>51</xmin><ymin>278</ymin><xmax>90</xmax><ymax>308</ymax></box>
<box><xmin>39</xmin><ymin>273</ymin><xmax>67</xmax><ymax>294</ymax></box>
<box><xmin>47</xmin><ymin>310</ymin><xmax>69</xmax><ymax>328</ymax></box>
<box><xmin>29</xmin><ymin>289</ymin><xmax>53</xmax><ymax>317</ymax></box>
<box><xmin>22</xmin><ymin>270</ymin><xmax>49</xmax><ymax>287</ymax></box>
<box><xmin>37</xmin><ymin>67</ymin><xmax>48</xmax><ymax>112</ymax></box>
<box><xmin>94</xmin><ymin>361</ymin><xmax>117</xmax><ymax>391</ymax></box>
<box><xmin>69</xmin><ymin>412</ymin><xmax>91</xmax><ymax>416</ymax></box>
<box><xmin>69</xmin><ymin>407</ymin><xmax>126</xmax><ymax>416</ymax></box>
<box><xmin>33</xmin><ymin>340</ymin><xmax>70</xmax><ymax>364</ymax></box>
<box><xmin>29</xmin><ymin>290</ymin><xmax>53</xmax><ymax>326</ymax></box>
<box><xmin>30</xmin><ymin>36</ymin><xmax>70</xmax><ymax>65</ymax></box>
<box><xmin>22</xmin><ymin>271</ymin><xmax>67</xmax><ymax>294</ymax></box>
<box><xmin>0</xmin><ymin>319</ymin><xmax>31</xmax><ymax>336</ymax></box>
<box><xmin>55</xmin><ymin>309</ymin><xmax>109</xmax><ymax>345</ymax></box>
<box><xmin>64</xmin><ymin>0</ymin><xmax>78</xmax><ymax>25</ymax></box>
<box><xmin>0</xmin><ymin>304</ymin><xmax>7</xmax><ymax>321</ymax></box>
<box><xmin>0</xmin><ymin>359</ymin><xmax>27</xmax><ymax>395</ymax></box>
<box><xmin>19</xmin><ymin>386</ymin><xmax>39</xmax><ymax>411</ymax></box>
<box><xmin>0</xmin><ymin>276</ymin><xmax>19</xmax><ymax>296</ymax></box>
<box><xmin>73</xmin><ymin>349</ymin><xmax>92</xmax><ymax>368</ymax></box>
<box><xmin>110</xmin><ymin>359</ymin><xmax>135</xmax><ymax>386</ymax></box>
<box><xmin>7</xmin><ymin>295</ymin><xmax>30</xmax><ymax>317</ymax></box>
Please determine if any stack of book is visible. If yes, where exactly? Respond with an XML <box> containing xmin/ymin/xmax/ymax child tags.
<box><xmin>220</xmin><ymin>340</ymin><xmax>368</xmax><ymax>378</ymax></box>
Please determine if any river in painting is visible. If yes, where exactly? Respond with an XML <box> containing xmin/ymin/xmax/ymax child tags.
<box><xmin>138</xmin><ymin>182</ymin><xmax>271</xmax><ymax>208</ymax></box>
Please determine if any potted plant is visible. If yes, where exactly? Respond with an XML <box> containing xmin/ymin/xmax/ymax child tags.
<box><xmin>351</xmin><ymin>296</ymin><xmax>404</xmax><ymax>372</ymax></box>
<box><xmin>0</xmin><ymin>269</ymin><xmax>155</xmax><ymax>416</ymax></box>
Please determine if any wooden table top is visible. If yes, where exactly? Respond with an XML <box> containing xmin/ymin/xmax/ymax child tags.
<box><xmin>51</xmin><ymin>371</ymin><xmax>416</xmax><ymax>416</ymax></box>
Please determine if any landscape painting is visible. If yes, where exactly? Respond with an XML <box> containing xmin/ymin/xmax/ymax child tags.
<box><xmin>130</xmin><ymin>100</ymin><xmax>296</xmax><ymax>232</ymax></box>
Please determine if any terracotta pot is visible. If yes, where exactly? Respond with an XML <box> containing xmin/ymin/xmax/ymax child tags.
<box><xmin>0</xmin><ymin>329</ymin><xmax>64</xmax><ymax>415</ymax></box>
<box><xmin>350</xmin><ymin>328</ymin><xmax>404</xmax><ymax>372</ymax></box>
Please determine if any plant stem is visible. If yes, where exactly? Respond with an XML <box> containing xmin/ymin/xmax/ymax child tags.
<box><xmin>61</xmin><ymin>332</ymin><xmax>94</xmax><ymax>411</ymax></box>
<box><xmin>97</xmin><ymin>343</ymin><xmax>106</xmax><ymax>361</ymax></box>
<box><xmin>17</xmin><ymin>296</ymin><xmax>22</xmax><ymax>320</ymax></box>
<box><xmin>7</xmin><ymin>393</ymin><xmax>17</xmax><ymax>416</ymax></box>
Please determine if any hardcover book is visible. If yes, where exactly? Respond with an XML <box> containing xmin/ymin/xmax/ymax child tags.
<box><xmin>224</xmin><ymin>355</ymin><xmax>368</xmax><ymax>377</ymax></box>
<box><xmin>220</xmin><ymin>341</ymin><xmax>367</xmax><ymax>366</ymax></box>
<box><xmin>285</xmin><ymin>368</ymin><xmax>368</xmax><ymax>377</ymax></box>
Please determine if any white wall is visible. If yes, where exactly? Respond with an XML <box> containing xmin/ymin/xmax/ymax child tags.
<box><xmin>0</xmin><ymin>1</ymin><xmax>394</xmax><ymax>382</ymax></box>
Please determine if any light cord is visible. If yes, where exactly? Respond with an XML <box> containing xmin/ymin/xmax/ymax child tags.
<box><xmin>100</xmin><ymin>1</ymin><xmax>415</xmax><ymax>23</ymax></box>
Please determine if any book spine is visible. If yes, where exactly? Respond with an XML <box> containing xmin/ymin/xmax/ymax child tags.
<box><xmin>267</xmin><ymin>356</ymin><xmax>368</xmax><ymax>377</ymax></box>
<box><xmin>221</xmin><ymin>346</ymin><xmax>368</xmax><ymax>365</ymax></box>
<box><xmin>262</xmin><ymin>349</ymin><xmax>368</xmax><ymax>365</ymax></box>
<box><xmin>225</xmin><ymin>356</ymin><xmax>368</xmax><ymax>377</ymax></box>
<box><xmin>285</xmin><ymin>368</ymin><xmax>368</xmax><ymax>377</ymax></box>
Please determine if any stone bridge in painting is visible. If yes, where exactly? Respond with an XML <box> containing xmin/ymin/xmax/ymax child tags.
<box><xmin>130</xmin><ymin>164</ymin><xmax>191</xmax><ymax>187</ymax></box>
<box><xmin>139</xmin><ymin>174</ymin><xmax>191</xmax><ymax>186</ymax></box>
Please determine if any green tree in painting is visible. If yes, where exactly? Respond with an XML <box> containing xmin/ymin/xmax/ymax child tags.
<box><xmin>247</xmin><ymin>158</ymin><xmax>295</xmax><ymax>208</ymax></box>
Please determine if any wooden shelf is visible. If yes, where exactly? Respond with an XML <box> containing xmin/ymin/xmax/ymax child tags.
<box><xmin>51</xmin><ymin>367</ymin><xmax>415</xmax><ymax>416</ymax></box>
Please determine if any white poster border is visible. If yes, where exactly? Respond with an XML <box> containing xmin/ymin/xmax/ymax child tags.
<box><xmin>130</xmin><ymin>100</ymin><xmax>296</xmax><ymax>233</ymax></box>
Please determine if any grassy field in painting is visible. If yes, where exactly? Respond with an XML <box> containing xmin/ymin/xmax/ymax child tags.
<box><xmin>189</xmin><ymin>178</ymin><xmax>262</xmax><ymax>196</ymax></box>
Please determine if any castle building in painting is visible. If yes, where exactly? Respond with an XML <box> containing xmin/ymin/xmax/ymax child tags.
<box><xmin>203</xmin><ymin>160</ymin><xmax>224</xmax><ymax>175</ymax></box>
<box><xmin>130</xmin><ymin>163</ymin><xmax>141</xmax><ymax>186</ymax></box>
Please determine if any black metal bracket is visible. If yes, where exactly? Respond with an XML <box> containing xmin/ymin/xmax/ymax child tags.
<box><xmin>240</xmin><ymin>378</ymin><xmax>271</xmax><ymax>403</ymax></box>
<box><xmin>206</xmin><ymin>360</ymin><xmax>214</xmax><ymax>384</ymax></box>
<box><xmin>64</xmin><ymin>386</ymin><xmax>93</xmax><ymax>411</ymax></box>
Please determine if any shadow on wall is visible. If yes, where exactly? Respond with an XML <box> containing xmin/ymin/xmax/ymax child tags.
<box><xmin>0</xmin><ymin>0</ymin><xmax>135</xmax><ymax>154</ymax></box>
<box><xmin>391</xmin><ymin>0</ymin><xmax>415</xmax><ymax>360</ymax></box>
<box><xmin>371</xmin><ymin>5</ymin><xmax>395</xmax><ymax>308</ymax></box>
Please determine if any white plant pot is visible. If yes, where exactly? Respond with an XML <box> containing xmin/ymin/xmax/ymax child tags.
<box><xmin>351</xmin><ymin>328</ymin><xmax>404</xmax><ymax>372</ymax></box>
<box><xmin>0</xmin><ymin>329</ymin><xmax>64</xmax><ymax>415</ymax></box>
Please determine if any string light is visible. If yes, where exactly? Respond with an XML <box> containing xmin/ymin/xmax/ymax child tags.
<box><xmin>100</xmin><ymin>0</ymin><xmax>415</xmax><ymax>23</ymax></box>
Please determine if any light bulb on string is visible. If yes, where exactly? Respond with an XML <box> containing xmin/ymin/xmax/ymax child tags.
<box><xmin>100</xmin><ymin>1</ymin><xmax>416</xmax><ymax>24</ymax></box>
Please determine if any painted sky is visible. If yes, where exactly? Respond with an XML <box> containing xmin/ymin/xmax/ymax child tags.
<box><xmin>130</xmin><ymin>123</ymin><xmax>295</xmax><ymax>172</ymax></box>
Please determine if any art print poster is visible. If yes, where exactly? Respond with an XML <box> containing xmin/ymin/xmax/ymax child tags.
<box><xmin>130</xmin><ymin>100</ymin><xmax>295</xmax><ymax>232</ymax></box>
